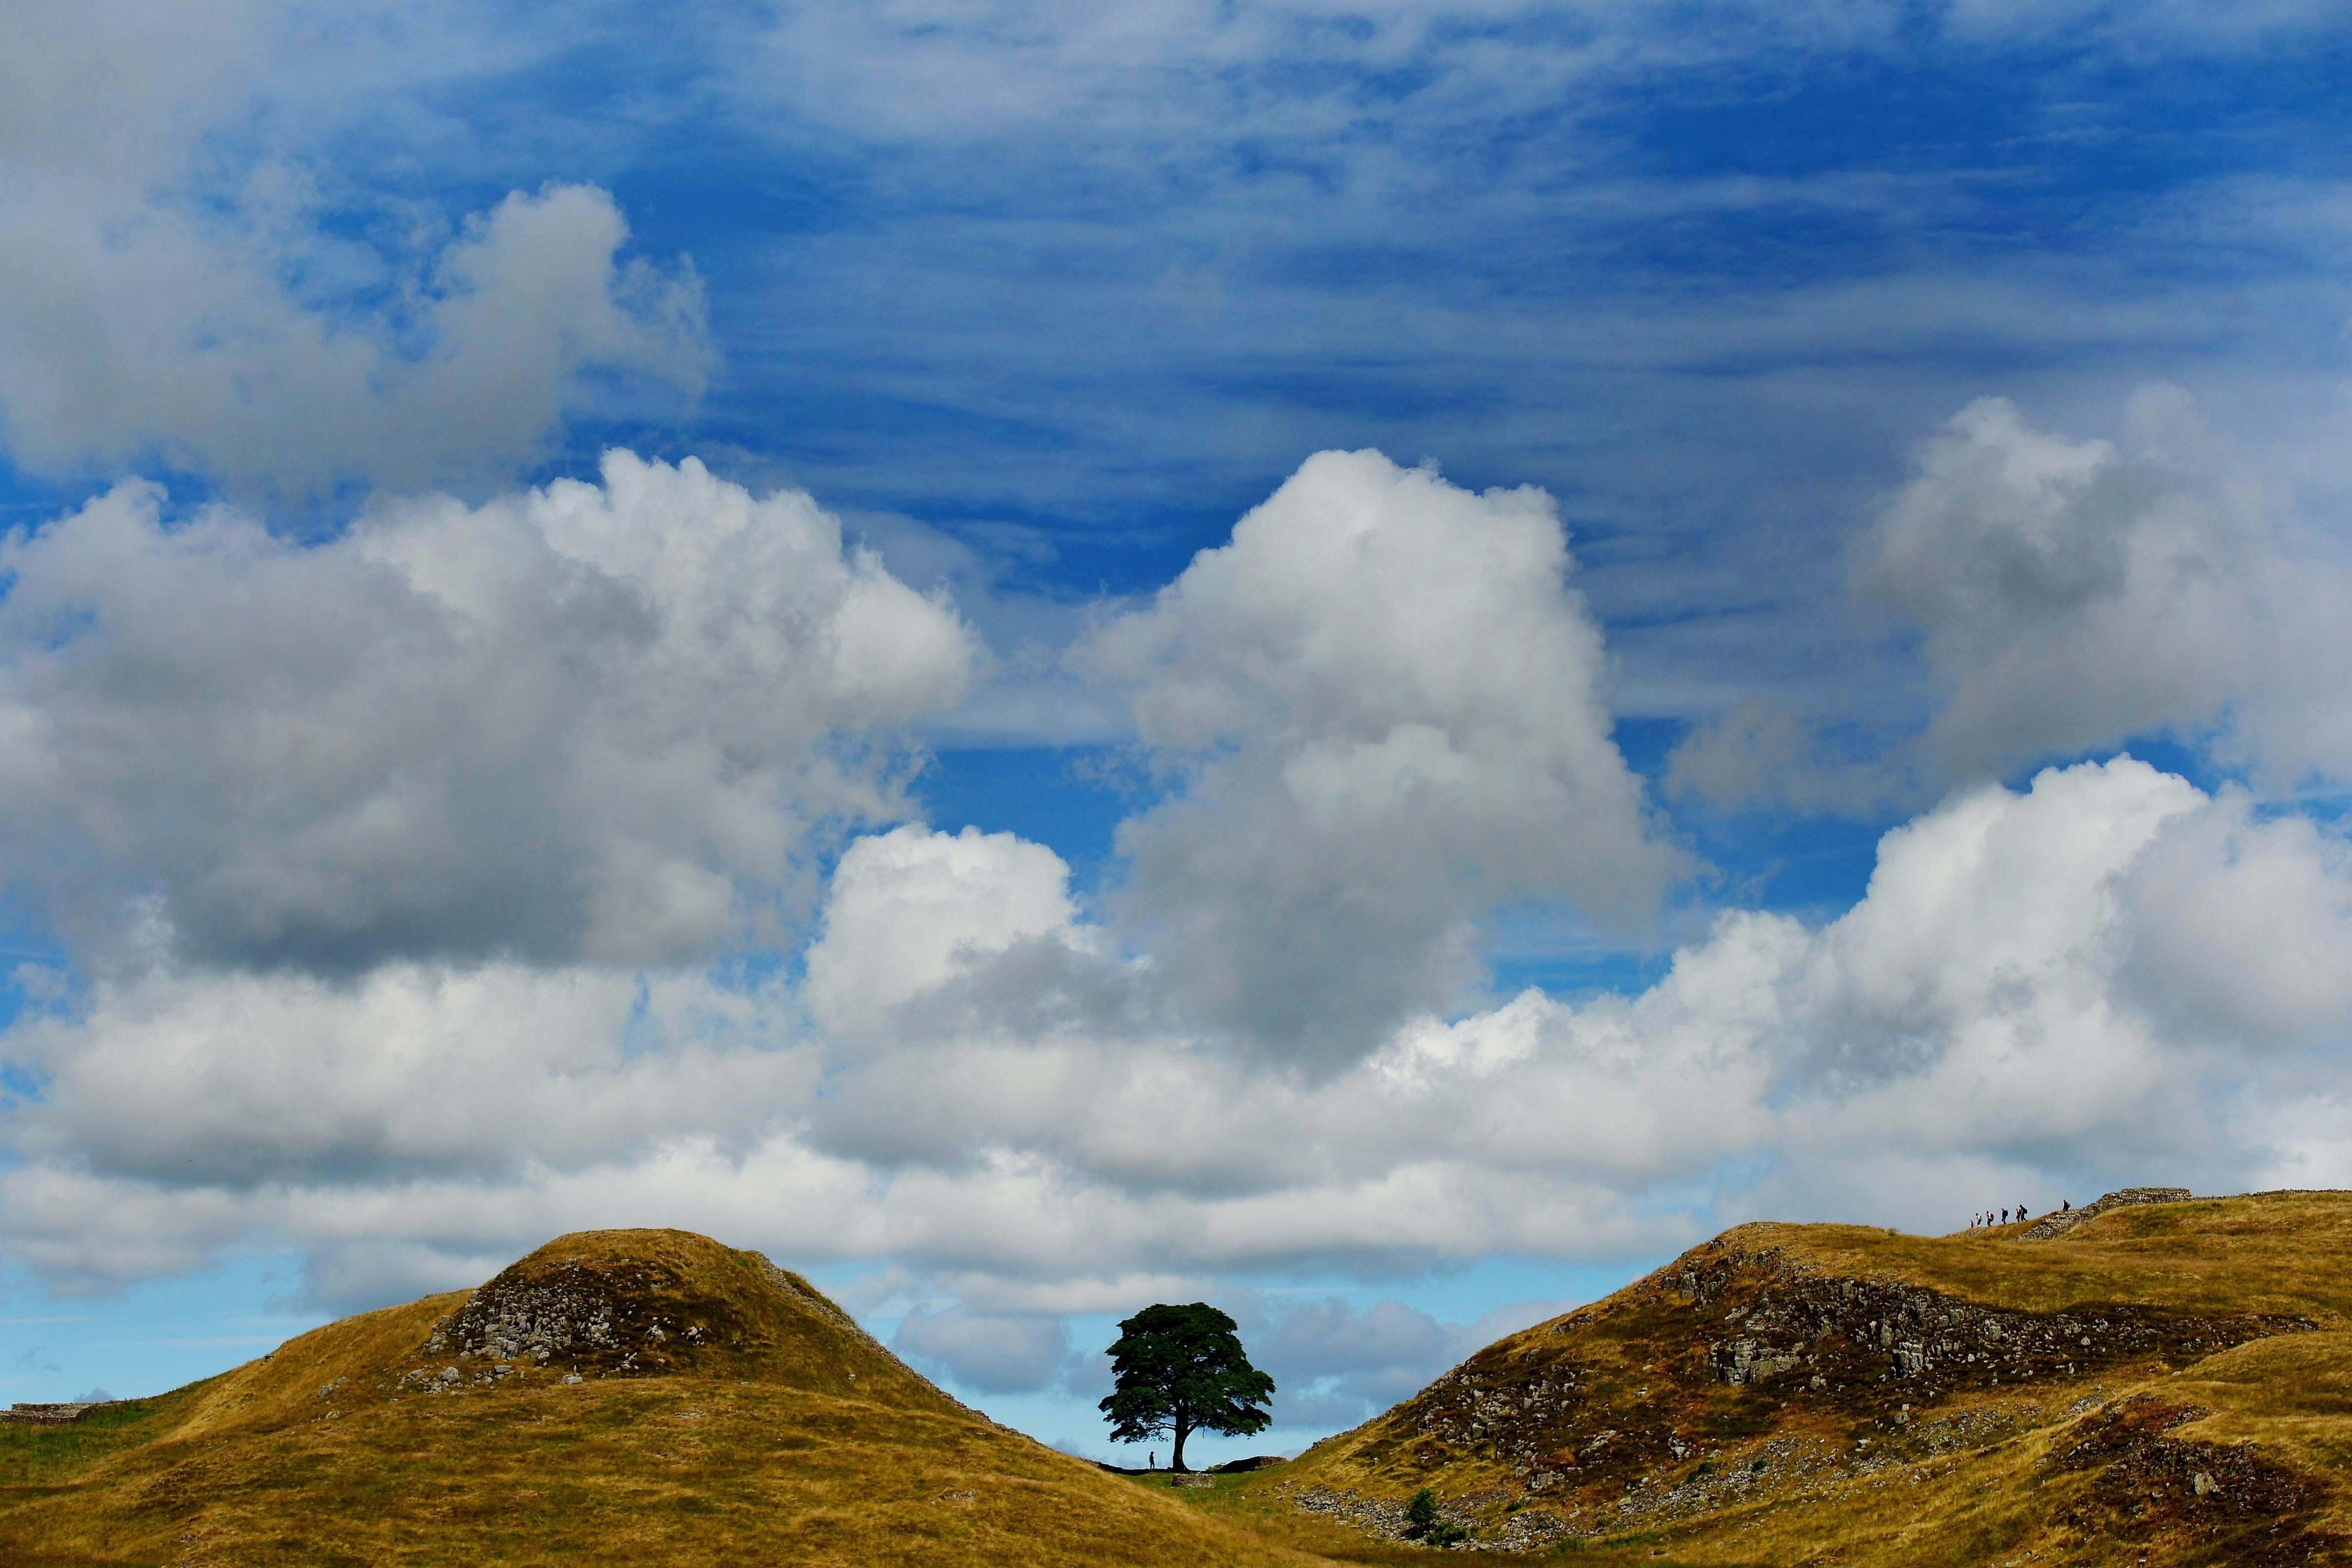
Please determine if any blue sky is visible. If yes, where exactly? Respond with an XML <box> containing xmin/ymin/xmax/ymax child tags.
<box><xmin>3</xmin><ymin>0</ymin><xmax>2352</xmax><ymax>1461</ymax></box>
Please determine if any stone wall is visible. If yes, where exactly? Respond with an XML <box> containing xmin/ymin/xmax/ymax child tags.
<box><xmin>0</xmin><ymin>1401</ymin><xmax>115</xmax><ymax>1426</ymax></box>
<box><xmin>2023</xmin><ymin>1187</ymin><xmax>2193</xmax><ymax>1241</ymax></box>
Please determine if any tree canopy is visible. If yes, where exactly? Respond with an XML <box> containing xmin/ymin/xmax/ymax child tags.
<box><xmin>1097</xmin><ymin>1302</ymin><xmax>1275</xmax><ymax>1472</ymax></box>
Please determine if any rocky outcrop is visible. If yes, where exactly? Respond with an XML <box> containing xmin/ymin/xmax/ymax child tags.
<box><xmin>404</xmin><ymin>1233</ymin><xmax>912</xmax><ymax>1402</ymax></box>
<box><xmin>2023</xmin><ymin>1187</ymin><xmax>2192</xmax><ymax>1240</ymax></box>
<box><xmin>1672</xmin><ymin>1242</ymin><xmax>2305</xmax><ymax>1396</ymax></box>
<box><xmin>425</xmin><ymin>1252</ymin><xmax>737</xmax><ymax>1377</ymax></box>
<box><xmin>1383</xmin><ymin>1237</ymin><xmax>2314</xmax><ymax>1509</ymax></box>
<box><xmin>2047</xmin><ymin>1395</ymin><xmax>2349</xmax><ymax>1565</ymax></box>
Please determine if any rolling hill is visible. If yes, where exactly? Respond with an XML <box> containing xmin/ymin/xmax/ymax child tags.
<box><xmin>0</xmin><ymin>1229</ymin><xmax>1313</xmax><ymax>1568</ymax></box>
<box><xmin>1228</xmin><ymin>1188</ymin><xmax>2352</xmax><ymax>1566</ymax></box>
<box><xmin>7</xmin><ymin>1194</ymin><xmax>2349</xmax><ymax>1566</ymax></box>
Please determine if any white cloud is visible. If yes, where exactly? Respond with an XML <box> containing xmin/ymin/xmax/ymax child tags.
<box><xmin>1680</xmin><ymin>387</ymin><xmax>2352</xmax><ymax>808</ymax></box>
<box><xmin>0</xmin><ymin>174</ymin><xmax>707</xmax><ymax>493</ymax></box>
<box><xmin>0</xmin><ymin>453</ymin><xmax>975</xmax><ymax>972</ymax></box>
<box><xmin>2115</xmin><ymin>794</ymin><xmax>2352</xmax><ymax>1049</ymax></box>
<box><xmin>1860</xmin><ymin>389</ymin><xmax>2352</xmax><ymax>791</ymax></box>
<box><xmin>2</xmin><ymin>432</ymin><xmax>2350</xmax><ymax>1475</ymax></box>
<box><xmin>0</xmin><ymin>0</ymin><xmax>708</xmax><ymax>493</ymax></box>
<box><xmin>6</xmin><ymin>757</ymin><xmax>2350</xmax><ymax>1318</ymax></box>
<box><xmin>4</xmin><ymin>961</ymin><xmax>811</xmax><ymax>1190</ymax></box>
<box><xmin>1858</xmin><ymin>392</ymin><xmax>2249</xmax><ymax>783</ymax></box>
<box><xmin>802</xmin><ymin>825</ymin><xmax>1088</xmax><ymax>1048</ymax></box>
<box><xmin>803</xmin><ymin>755</ymin><xmax>2352</xmax><ymax>1258</ymax></box>
<box><xmin>1082</xmin><ymin>449</ymin><xmax>1686</xmax><ymax>1064</ymax></box>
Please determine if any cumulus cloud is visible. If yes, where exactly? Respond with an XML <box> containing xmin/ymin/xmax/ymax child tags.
<box><xmin>7</xmin><ymin>757</ymin><xmax>2352</xmax><ymax>1317</ymax></box>
<box><xmin>3</xmin><ymin>436</ymin><xmax>2350</xmax><ymax>1476</ymax></box>
<box><xmin>1859</xmin><ymin>392</ymin><xmax>2250</xmax><ymax>781</ymax></box>
<box><xmin>812</xmin><ymin>756</ymin><xmax>2352</xmax><ymax>1245</ymax></box>
<box><xmin>802</xmin><ymin>825</ymin><xmax>1091</xmax><ymax>1049</ymax></box>
<box><xmin>1862</xmin><ymin>389</ymin><xmax>2352</xmax><ymax>790</ymax></box>
<box><xmin>1082</xmin><ymin>449</ymin><xmax>1685</xmax><ymax>1064</ymax></box>
<box><xmin>1677</xmin><ymin>387</ymin><xmax>2352</xmax><ymax>808</ymax></box>
<box><xmin>0</xmin><ymin>0</ymin><xmax>708</xmax><ymax>492</ymax></box>
<box><xmin>3</xmin><ymin>961</ymin><xmax>810</xmax><ymax>1190</ymax></box>
<box><xmin>0</xmin><ymin>453</ymin><xmax>975</xmax><ymax>972</ymax></box>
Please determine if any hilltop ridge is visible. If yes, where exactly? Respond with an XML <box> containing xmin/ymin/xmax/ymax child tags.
<box><xmin>8</xmin><ymin>1200</ymin><xmax>2351</xmax><ymax>1567</ymax></box>
<box><xmin>1241</xmin><ymin>1188</ymin><xmax>2352</xmax><ymax>1565</ymax></box>
<box><xmin>0</xmin><ymin>1228</ymin><xmax>1313</xmax><ymax>1568</ymax></box>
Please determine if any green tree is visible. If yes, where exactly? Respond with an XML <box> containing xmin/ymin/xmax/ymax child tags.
<box><xmin>1404</xmin><ymin>1488</ymin><xmax>1466</xmax><ymax>1546</ymax></box>
<box><xmin>1097</xmin><ymin>1303</ymin><xmax>1275</xmax><ymax>1472</ymax></box>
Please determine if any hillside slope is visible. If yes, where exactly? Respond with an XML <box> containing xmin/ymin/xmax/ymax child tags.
<box><xmin>11</xmin><ymin>1201</ymin><xmax>2349</xmax><ymax>1567</ymax></box>
<box><xmin>0</xmin><ymin>1229</ymin><xmax>1317</xmax><ymax>1568</ymax></box>
<box><xmin>1249</xmin><ymin>1190</ymin><xmax>2352</xmax><ymax>1566</ymax></box>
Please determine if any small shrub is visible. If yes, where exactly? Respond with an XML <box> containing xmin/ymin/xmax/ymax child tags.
<box><xmin>1404</xmin><ymin>1488</ymin><xmax>1469</xmax><ymax>1546</ymax></box>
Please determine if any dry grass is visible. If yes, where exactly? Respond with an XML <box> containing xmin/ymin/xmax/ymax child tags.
<box><xmin>1755</xmin><ymin>1190</ymin><xmax>2352</xmax><ymax>1320</ymax></box>
<box><xmin>0</xmin><ymin>1230</ymin><xmax>1320</xmax><ymax>1568</ymax></box>
<box><xmin>1228</xmin><ymin>1191</ymin><xmax>2352</xmax><ymax>1568</ymax></box>
<box><xmin>7</xmin><ymin>1200</ymin><xmax>2349</xmax><ymax>1567</ymax></box>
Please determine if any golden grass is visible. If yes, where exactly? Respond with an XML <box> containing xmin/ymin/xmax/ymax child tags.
<box><xmin>7</xmin><ymin>1200</ymin><xmax>2349</xmax><ymax>1567</ymax></box>
<box><xmin>0</xmin><ymin>1230</ymin><xmax>1322</xmax><ymax>1568</ymax></box>
<box><xmin>1227</xmin><ymin>1191</ymin><xmax>2352</xmax><ymax>1568</ymax></box>
<box><xmin>1753</xmin><ymin>1190</ymin><xmax>2352</xmax><ymax>1320</ymax></box>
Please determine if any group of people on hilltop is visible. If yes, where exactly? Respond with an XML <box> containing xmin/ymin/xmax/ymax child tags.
<box><xmin>1971</xmin><ymin>1197</ymin><xmax>2071</xmax><ymax>1231</ymax></box>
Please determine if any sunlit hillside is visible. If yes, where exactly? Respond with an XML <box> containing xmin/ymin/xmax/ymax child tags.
<box><xmin>1208</xmin><ymin>1189</ymin><xmax>2352</xmax><ymax>1566</ymax></box>
<box><xmin>9</xmin><ymin>1199</ymin><xmax>2350</xmax><ymax>1567</ymax></box>
<box><xmin>0</xmin><ymin>1230</ymin><xmax>1313</xmax><ymax>1568</ymax></box>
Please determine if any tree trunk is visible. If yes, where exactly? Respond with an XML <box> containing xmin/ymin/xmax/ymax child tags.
<box><xmin>1172</xmin><ymin>1410</ymin><xmax>1192</xmax><ymax>1472</ymax></box>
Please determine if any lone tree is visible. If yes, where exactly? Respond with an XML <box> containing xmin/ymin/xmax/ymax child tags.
<box><xmin>1098</xmin><ymin>1303</ymin><xmax>1274</xmax><ymax>1472</ymax></box>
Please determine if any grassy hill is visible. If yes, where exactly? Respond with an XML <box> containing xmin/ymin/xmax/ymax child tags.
<box><xmin>1208</xmin><ymin>1189</ymin><xmax>2352</xmax><ymax>1566</ymax></box>
<box><xmin>7</xmin><ymin>1196</ymin><xmax>2349</xmax><ymax>1566</ymax></box>
<box><xmin>0</xmin><ymin>1229</ymin><xmax>1317</xmax><ymax>1568</ymax></box>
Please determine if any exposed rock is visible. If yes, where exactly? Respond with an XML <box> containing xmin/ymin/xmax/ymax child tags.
<box><xmin>1669</xmin><ymin>1241</ymin><xmax>2304</xmax><ymax>1399</ymax></box>
<box><xmin>2047</xmin><ymin>1395</ymin><xmax>2351</xmax><ymax>1564</ymax></box>
<box><xmin>1376</xmin><ymin>1236</ymin><xmax>2313</xmax><ymax>1520</ymax></box>
<box><xmin>1293</xmin><ymin>1485</ymin><xmax>1497</xmax><ymax>1548</ymax></box>
<box><xmin>424</xmin><ymin>1253</ymin><xmax>735</xmax><ymax>1378</ymax></box>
